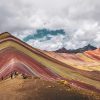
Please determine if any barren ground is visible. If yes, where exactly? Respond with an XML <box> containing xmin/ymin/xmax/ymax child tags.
<box><xmin>0</xmin><ymin>76</ymin><xmax>100</xmax><ymax>100</ymax></box>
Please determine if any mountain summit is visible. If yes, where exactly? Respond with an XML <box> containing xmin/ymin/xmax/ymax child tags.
<box><xmin>55</xmin><ymin>47</ymin><xmax>68</xmax><ymax>53</ymax></box>
<box><xmin>0</xmin><ymin>32</ymin><xmax>12</xmax><ymax>39</ymax></box>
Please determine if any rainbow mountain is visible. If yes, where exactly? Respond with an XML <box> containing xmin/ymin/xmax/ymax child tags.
<box><xmin>0</xmin><ymin>32</ymin><xmax>100</xmax><ymax>93</ymax></box>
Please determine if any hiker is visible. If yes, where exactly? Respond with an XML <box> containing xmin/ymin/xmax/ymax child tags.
<box><xmin>14</xmin><ymin>71</ymin><xmax>17</xmax><ymax>78</ymax></box>
<box><xmin>22</xmin><ymin>73</ymin><xmax>27</xmax><ymax>79</ymax></box>
<box><xmin>1</xmin><ymin>76</ymin><xmax>3</xmax><ymax>80</ymax></box>
<box><xmin>12</xmin><ymin>71</ymin><xmax>18</xmax><ymax>78</ymax></box>
<box><xmin>15</xmin><ymin>71</ymin><xmax>18</xmax><ymax>76</ymax></box>
<box><xmin>11</xmin><ymin>72</ymin><xmax>13</xmax><ymax>79</ymax></box>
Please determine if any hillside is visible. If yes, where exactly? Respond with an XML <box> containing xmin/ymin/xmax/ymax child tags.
<box><xmin>0</xmin><ymin>32</ymin><xmax>100</xmax><ymax>94</ymax></box>
<box><xmin>0</xmin><ymin>77</ymin><xmax>100</xmax><ymax>100</ymax></box>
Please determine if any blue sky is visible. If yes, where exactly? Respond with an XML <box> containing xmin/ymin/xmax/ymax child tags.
<box><xmin>0</xmin><ymin>0</ymin><xmax>100</xmax><ymax>50</ymax></box>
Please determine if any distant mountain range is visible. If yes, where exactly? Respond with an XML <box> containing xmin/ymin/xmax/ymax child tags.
<box><xmin>55</xmin><ymin>44</ymin><xmax>97</xmax><ymax>53</ymax></box>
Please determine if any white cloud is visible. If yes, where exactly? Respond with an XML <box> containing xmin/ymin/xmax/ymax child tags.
<box><xmin>27</xmin><ymin>34</ymin><xmax>64</xmax><ymax>51</ymax></box>
<box><xmin>0</xmin><ymin>0</ymin><xmax>100</xmax><ymax>50</ymax></box>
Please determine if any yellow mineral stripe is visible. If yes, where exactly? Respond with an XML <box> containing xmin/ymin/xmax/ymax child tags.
<box><xmin>77</xmin><ymin>53</ymin><xmax>95</xmax><ymax>62</ymax></box>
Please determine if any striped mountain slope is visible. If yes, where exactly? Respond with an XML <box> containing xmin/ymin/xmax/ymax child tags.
<box><xmin>0</xmin><ymin>32</ymin><xmax>100</xmax><ymax>93</ymax></box>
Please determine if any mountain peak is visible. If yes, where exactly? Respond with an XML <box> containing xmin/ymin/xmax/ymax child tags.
<box><xmin>55</xmin><ymin>47</ymin><xmax>68</xmax><ymax>53</ymax></box>
<box><xmin>0</xmin><ymin>32</ymin><xmax>12</xmax><ymax>39</ymax></box>
<box><xmin>0</xmin><ymin>32</ymin><xmax>12</xmax><ymax>40</ymax></box>
<box><xmin>81</xmin><ymin>44</ymin><xmax>97</xmax><ymax>51</ymax></box>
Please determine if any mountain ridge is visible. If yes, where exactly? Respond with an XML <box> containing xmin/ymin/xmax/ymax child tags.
<box><xmin>55</xmin><ymin>44</ymin><xmax>97</xmax><ymax>53</ymax></box>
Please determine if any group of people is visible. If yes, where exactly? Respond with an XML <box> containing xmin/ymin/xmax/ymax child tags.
<box><xmin>10</xmin><ymin>71</ymin><xmax>18</xmax><ymax>79</ymax></box>
<box><xmin>10</xmin><ymin>71</ymin><xmax>28</xmax><ymax>79</ymax></box>
<box><xmin>1</xmin><ymin>71</ymin><xmax>28</xmax><ymax>80</ymax></box>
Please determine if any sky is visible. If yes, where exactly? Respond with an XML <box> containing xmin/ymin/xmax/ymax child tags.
<box><xmin>0</xmin><ymin>0</ymin><xmax>100</xmax><ymax>51</ymax></box>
